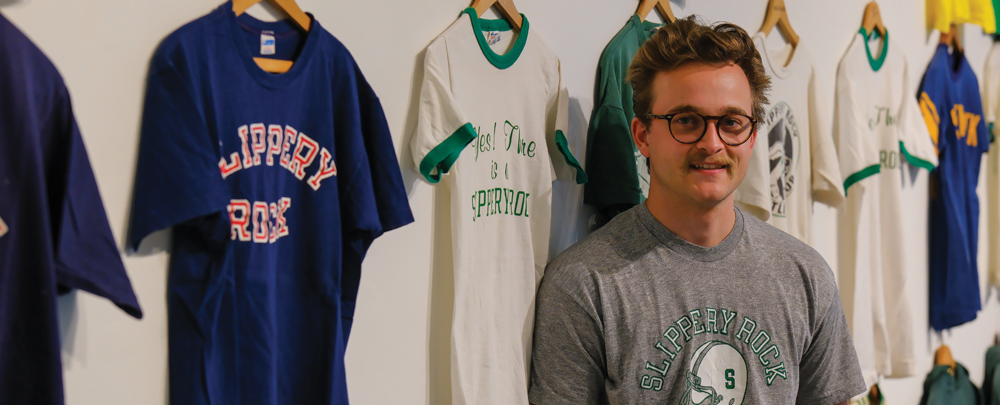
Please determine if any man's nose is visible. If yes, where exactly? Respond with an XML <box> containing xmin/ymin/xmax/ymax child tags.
<box><xmin>695</xmin><ymin>120</ymin><xmax>726</xmax><ymax>154</ymax></box>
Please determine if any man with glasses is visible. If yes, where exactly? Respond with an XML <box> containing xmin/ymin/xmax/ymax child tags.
<box><xmin>528</xmin><ymin>17</ymin><xmax>865</xmax><ymax>405</ymax></box>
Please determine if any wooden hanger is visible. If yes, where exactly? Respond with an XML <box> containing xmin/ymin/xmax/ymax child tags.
<box><xmin>935</xmin><ymin>344</ymin><xmax>957</xmax><ymax>372</ymax></box>
<box><xmin>471</xmin><ymin>0</ymin><xmax>523</xmax><ymax>31</ymax></box>
<box><xmin>232</xmin><ymin>0</ymin><xmax>311</xmax><ymax>73</ymax></box>
<box><xmin>861</xmin><ymin>1</ymin><xmax>886</xmax><ymax>38</ymax></box>
<box><xmin>636</xmin><ymin>0</ymin><xmax>677</xmax><ymax>24</ymax></box>
<box><xmin>868</xmin><ymin>384</ymin><xmax>880</xmax><ymax>403</ymax></box>
<box><xmin>939</xmin><ymin>23</ymin><xmax>964</xmax><ymax>55</ymax></box>
<box><xmin>759</xmin><ymin>0</ymin><xmax>800</xmax><ymax>49</ymax></box>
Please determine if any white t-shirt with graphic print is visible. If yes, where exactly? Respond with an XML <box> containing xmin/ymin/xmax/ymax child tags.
<box><xmin>741</xmin><ymin>33</ymin><xmax>844</xmax><ymax>244</ymax></box>
<box><xmin>410</xmin><ymin>9</ymin><xmax>586</xmax><ymax>405</ymax></box>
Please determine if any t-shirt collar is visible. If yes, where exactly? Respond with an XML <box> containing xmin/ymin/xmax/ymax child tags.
<box><xmin>635</xmin><ymin>203</ymin><xmax>744</xmax><ymax>262</ymax></box>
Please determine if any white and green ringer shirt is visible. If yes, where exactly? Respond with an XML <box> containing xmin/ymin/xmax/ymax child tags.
<box><xmin>833</xmin><ymin>28</ymin><xmax>938</xmax><ymax>387</ymax></box>
<box><xmin>410</xmin><ymin>8</ymin><xmax>586</xmax><ymax>405</ymax></box>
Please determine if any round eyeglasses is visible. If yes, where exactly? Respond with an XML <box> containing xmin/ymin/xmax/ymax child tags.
<box><xmin>645</xmin><ymin>112</ymin><xmax>758</xmax><ymax>146</ymax></box>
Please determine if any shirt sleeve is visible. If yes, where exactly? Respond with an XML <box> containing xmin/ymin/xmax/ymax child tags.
<box><xmin>410</xmin><ymin>38</ymin><xmax>477</xmax><ymax>184</ymax></box>
<box><xmin>128</xmin><ymin>63</ymin><xmax>230</xmax><ymax>250</ymax></box>
<box><xmin>833</xmin><ymin>59</ymin><xmax>879</xmax><ymax>195</ymax></box>
<box><xmin>796</xmin><ymin>264</ymin><xmax>868</xmax><ymax>404</ymax></box>
<box><xmin>900</xmin><ymin>62</ymin><xmax>939</xmax><ymax>171</ymax></box>
<box><xmin>583</xmin><ymin>102</ymin><xmax>642</xmax><ymax>217</ymax></box>
<box><xmin>53</xmin><ymin>87</ymin><xmax>142</xmax><ymax>319</ymax></box>
<box><xmin>807</xmin><ymin>67</ymin><xmax>845</xmax><ymax>207</ymax></box>
<box><xmin>546</xmin><ymin>59</ymin><xmax>587</xmax><ymax>185</ymax></box>
<box><xmin>528</xmin><ymin>268</ymin><xmax>606</xmax><ymax>405</ymax></box>
<box><xmin>339</xmin><ymin>64</ymin><xmax>415</xmax><ymax>341</ymax></box>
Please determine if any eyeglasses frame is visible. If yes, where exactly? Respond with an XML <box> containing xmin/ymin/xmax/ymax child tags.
<box><xmin>644</xmin><ymin>112</ymin><xmax>759</xmax><ymax>146</ymax></box>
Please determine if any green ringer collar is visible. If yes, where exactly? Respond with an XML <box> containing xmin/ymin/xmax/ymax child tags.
<box><xmin>463</xmin><ymin>7</ymin><xmax>529</xmax><ymax>70</ymax></box>
<box><xmin>859</xmin><ymin>27</ymin><xmax>889</xmax><ymax>72</ymax></box>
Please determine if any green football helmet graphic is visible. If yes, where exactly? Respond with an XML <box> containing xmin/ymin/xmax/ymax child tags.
<box><xmin>679</xmin><ymin>341</ymin><xmax>748</xmax><ymax>405</ymax></box>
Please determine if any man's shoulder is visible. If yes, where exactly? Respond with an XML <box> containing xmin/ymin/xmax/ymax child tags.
<box><xmin>740</xmin><ymin>211</ymin><xmax>834</xmax><ymax>277</ymax></box>
<box><xmin>545</xmin><ymin>207</ymin><xmax>647</xmax><ymax>285</ymax></box>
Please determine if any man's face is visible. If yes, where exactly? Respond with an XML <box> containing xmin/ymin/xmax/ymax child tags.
<box><xmin>632</xmin><ymin>62</ymin><xmax>756</xmax><ymax>210</ymax></box>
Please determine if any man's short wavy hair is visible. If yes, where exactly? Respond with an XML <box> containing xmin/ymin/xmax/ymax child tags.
<box><xmin>628</xmin><ymin>16</ymin><xmax>771</xmax><ymax>126</ymax></box>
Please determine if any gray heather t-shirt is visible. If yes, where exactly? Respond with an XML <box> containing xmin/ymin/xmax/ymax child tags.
<box><xmin>529</xmin><ymin>205</ymin><xmax>866</xmax><ymax>404</ymax></box>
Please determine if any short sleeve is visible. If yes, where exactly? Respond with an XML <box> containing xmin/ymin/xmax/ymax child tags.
<box><xmin>350</xmin><ymin>63</ymin><xmax>414</xmax><ymax>235</ymax></box>
<box><xmin>128</xmin><ymin>64</ymin><xmax>229</xmax><ymax>249</ymax></box>
<box><xmin>528</xmin><ymin>270</ymin><xmax>606</xmax><ymax>405</ymax></box>
<box><xmin>796</xmin><ymin>278</ymin><xmax>868</xmax><ymax>404</ymax></box>
<box><xmin>900</xmin><ymin>63</ymin><xmax>939</xmax><ymax>170</ymax></box>
<box><xmin>339</xmin><ymin>65</ymin><xmax>414</xmax><ymax>341</ymax></box>
<box><xmin>734</xmin><ymin>126</ymin><xmax>772</xmax><ymax>221</ymax></box>
<box><xmin>918</xmin><ymin>62</ymin><xmax>949</xmax><ymax>160</ymax></box>
<box><xmin>807</xmin><ymin>67</ymin><xmax>845</xmax><ymax>207</ymax></box>
<box><xmin>53</xmin><ymin>92</ymin><xmax>142</xmax><ymax>319</ymax></box>
<box><xmin>410</xmin><ymin>38</ymin><xmax>476</xmax><ymax>184</ymax></box>
<box><xmin>833</xmin><ymin>61</ymin><xmax>879</xmax><ymax>195</ymax></box>
<box><xmin>546</xmin><ymin>60</ymin><xmax>587</xmax><ymax>185</ymax></box>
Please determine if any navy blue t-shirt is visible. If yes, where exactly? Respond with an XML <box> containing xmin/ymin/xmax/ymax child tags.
<box><xmin>0</xmin><ymin>12</ymin><xmax>143</xmax><ymax>405</ymax></box>
<box><xmin>128</xmin><ymin>3</ymin><xmax>413</xmax><ymax>404</ymax></box>
<box><xmin>919</xmin><ymin>44</ymin><xmax>990</xmax><ymax>331</ymax></box>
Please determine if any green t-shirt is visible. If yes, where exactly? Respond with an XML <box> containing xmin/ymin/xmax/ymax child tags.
<box><xmin>984</xmin><ymin>345</ymin><xmax>1000</xmax><ymax>404</ymax></box>
<box><xmin>919</xmin><ymin>363</ymin><xmax>982</xmax><ymax>404</ymax></box>
<box><xmin>584</xmin><ymin>15</ymin><xmax>662</xmax><ymax>227</ymax></box>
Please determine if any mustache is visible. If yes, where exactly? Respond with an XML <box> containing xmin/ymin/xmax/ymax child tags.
<box><xmin>683</xmin><ymin>154</ymin><xmax>737</xmax><ymax>176</ymax></box>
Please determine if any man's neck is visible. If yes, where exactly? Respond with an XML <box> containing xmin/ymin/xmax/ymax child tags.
<box><xmin>644</xmin><ymin>195</ymin><xmax>736</xmax><ymax>247</ymax></box>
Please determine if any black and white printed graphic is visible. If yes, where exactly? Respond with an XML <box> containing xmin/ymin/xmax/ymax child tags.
<box><xmin>766</xmin><ymin>102</ymin><xmax>800</xmax><ymax>218</ymax></box>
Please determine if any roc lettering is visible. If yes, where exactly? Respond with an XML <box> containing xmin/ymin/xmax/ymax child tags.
<box><xmin>227</xmin><ymin>197</ymin><xmax>291</xmax><ymax>244</ymax></box>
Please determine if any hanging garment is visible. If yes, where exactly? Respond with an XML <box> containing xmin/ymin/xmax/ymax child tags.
<box><xmin>927</xmin><ymin>0</ymin><xmax>997</xmax><ymax>33</ymax></box>
<box><xmin>983</xmin><ymin>345</ymin><xmax>1000</xmax><ymax>404</ymax></box>
<box><xmin>128</xmin><ymin>3</ymin><xmax>413</xmax><ymax>404</ymax></box>
<box><xmin>410</xmin><ymin>8</ymin><xmax>586</xmax><ymax>405</ymax></box>
<box><xmin>743</xmin><ymin>32</ymin><xmax>843</xmax><ymax>244</ymax></box>
<box><xmin>0</xmin><ymin>12</ymin><xmax>142</xmax><ymax>405</ymax></box>
<box><xmin>833</xmin><ymin>28</ymin><xmax>938</xmax><ymax>386</ymax></box>
<box><xmin>919</xmin><ymin>43</ymin><xmax>989</xmax><ymax>331</ymax></box>
<box><xmin>583</xmin><ymin>15</ymin><xmax>661</xmax><ymax>226</ymax></box>
<box><xmin>983</xmin><ymin>40</ymin><xmax>1000</xmax><ymax>294</ymax></box>
<box><xmin>919</xmin><ymin>363</ymin><xmax>983</xmax><ymax>404</ymax></box>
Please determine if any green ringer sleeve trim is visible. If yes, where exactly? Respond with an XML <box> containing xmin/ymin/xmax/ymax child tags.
<box><xmin>555</xmin><ymin>129</ymin><xmax>588</xmax><ymax>184</ymax></box>
<box><xmin>843</xmin><ymin>164</ymin><xmax>880</xmax><ymax>196</ymax></box>
<box><xmin>899</xmin><ymin>141</ymin><xmax>936</xmax><ymax>171</ymax></box>
<box><xmin>419</xmin><ymin>123</ymin><xmax>476</xmax><ymax>183</ymax></box>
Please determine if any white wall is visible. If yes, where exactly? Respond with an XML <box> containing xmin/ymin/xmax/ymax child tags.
<box><xmin>2</xmin><ymin>0</ymin><xmax>998</xmax><ymax>403</ymax></box>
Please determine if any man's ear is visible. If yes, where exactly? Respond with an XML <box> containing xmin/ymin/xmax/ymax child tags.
<box><xmin>748</xmin><ymin>126</ymin><xmax>757</xmax><ymax>150</ymax></box>
<box><xmin>632</xmin><ymin>117</ymin><xmax>651</xmax><ymax>159</ymax></box>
